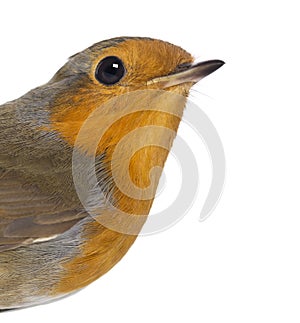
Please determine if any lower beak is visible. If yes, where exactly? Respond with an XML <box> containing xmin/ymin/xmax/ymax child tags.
<box><xmin>147</xmin><ymin>59</ymin><xmax>225</xmax><ymax>88</ymax></box>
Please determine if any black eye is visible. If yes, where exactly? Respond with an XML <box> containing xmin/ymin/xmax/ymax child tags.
<box><xmin>95</xmin><ymin>56</ymin><xmax>125</xmax><ymax>85</ymax></box>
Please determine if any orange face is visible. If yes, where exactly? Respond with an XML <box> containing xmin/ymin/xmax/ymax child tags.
<box><xmin>49</xmin><ymin>38</ymin><xmax>194</xmax><ymax>147</ymax></box>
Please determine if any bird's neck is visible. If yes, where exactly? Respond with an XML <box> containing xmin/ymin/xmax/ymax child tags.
<box><xmin>50</xmin><ymin>89</ymin><xmax>187</xmax><ymax>222</ymax></box>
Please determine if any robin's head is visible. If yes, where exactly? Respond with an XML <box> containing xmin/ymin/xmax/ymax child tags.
<box><xmin>48</xmin><ymin>37</ymin><xmax>223</xmax><ymax>147</ymax></box>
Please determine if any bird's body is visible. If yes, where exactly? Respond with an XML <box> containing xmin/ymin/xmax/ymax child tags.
<box><xmin>0</xmin><ymin>37</ymin><xmax>223</xmax><ymax>309</ymax></box>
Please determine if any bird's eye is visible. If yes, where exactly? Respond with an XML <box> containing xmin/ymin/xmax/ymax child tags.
<box><xmin>95</xmin><ymin>56</ymin><xmax>125</xmax><ymax>85</ymax></box>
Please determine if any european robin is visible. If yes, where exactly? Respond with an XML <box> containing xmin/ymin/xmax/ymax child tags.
<box><xmin>0</xmin><ymin>37</ymin><xmax>224</xmax><ymax>310</ymax></box>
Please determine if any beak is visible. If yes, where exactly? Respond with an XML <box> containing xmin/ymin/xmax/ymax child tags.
<box><xmin>147</xmin><ymin>59</ymin><xmax>225</xmax><ymax>88</ymax></box>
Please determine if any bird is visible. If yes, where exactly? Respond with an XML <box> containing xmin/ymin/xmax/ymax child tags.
<box><xmin>0</xmin><ymin>36</ymin><xmax>224</xmax><ymax>310</ymax></box>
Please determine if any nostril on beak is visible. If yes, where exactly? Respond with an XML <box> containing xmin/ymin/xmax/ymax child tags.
<box><xmin>173</xmin><ymin>62</ymin><xmax>192</xmax><ymax>73</ymax></box>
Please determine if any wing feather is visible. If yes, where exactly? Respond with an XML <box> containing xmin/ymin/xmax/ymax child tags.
<box><xmin>0</xmin><ymin>169</ymin><xmax>86</xmax><ymax>251</ymax></box>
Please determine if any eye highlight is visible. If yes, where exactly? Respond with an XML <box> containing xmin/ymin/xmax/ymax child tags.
<box><xmin>95</xmin><ymin>56</ymin><xmax>125</xmax><ymax>85</ymax></box>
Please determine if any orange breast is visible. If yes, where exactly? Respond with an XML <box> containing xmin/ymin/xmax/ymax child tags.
<box><xmin>53</xmin><ymin>218</ymin><xmax>138</xmax><ymax>294</ymax></box>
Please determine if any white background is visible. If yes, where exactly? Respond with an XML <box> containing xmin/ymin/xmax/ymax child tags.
<box><xmin>1</xmin><ymin>0</ymin><xmax>300</xmax><ymax>322</ymax></box>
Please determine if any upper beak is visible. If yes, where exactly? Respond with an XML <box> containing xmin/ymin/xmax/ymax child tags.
<box><xmin>147</xmin><ymin>59</ymin><xmax>225</xmax><ymax>88</ymax></box>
